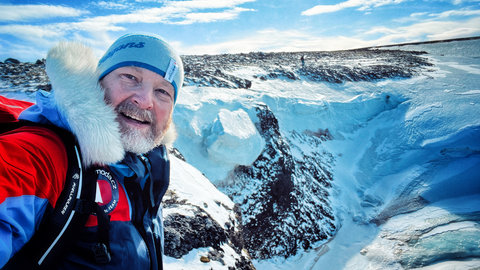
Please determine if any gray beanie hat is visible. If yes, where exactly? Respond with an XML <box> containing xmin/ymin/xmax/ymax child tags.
<box><xmin>98</xmin><ymin>33</ymin><xmax>184</xmax><ymax>103</ymax></box>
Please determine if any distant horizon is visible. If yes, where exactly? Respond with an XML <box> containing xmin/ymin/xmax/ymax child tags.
<box><xmin>362</xmin><ymin>35</ymin><xmax>480</xmax><ymax>48</ymax></box>
<box><xmin>1</xmin><ymin>0</ymin><xmax>480</xmax><ymax>62</ymax></box>
<box><xmin>4</xmin><ymin>35</ymin><xmax>479</xmax><ymax>63</ymax></box>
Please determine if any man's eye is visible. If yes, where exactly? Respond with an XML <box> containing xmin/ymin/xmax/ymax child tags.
<box><xmin>156</xmin><ymin>89</ymin><xmax>173</xmax><ymax>100</ymax></box>
<box><xmin>121</xmin><ymin>74</ymin><xmax>137</xmax><ymax>81</ymax></box>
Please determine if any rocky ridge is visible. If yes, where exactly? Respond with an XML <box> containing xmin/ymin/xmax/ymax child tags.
<box><xmin>182</xmin><ymin>49</ymin><xmax>433</xmax><ymax>88</ymax></box>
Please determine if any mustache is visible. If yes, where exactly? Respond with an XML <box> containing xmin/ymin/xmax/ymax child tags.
<box><xmin>116</xmin><ymin>101</ymin><xmax>154</xmax><ymax>124</ymax></box>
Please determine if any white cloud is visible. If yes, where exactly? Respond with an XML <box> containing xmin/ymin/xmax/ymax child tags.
<box><xmin>0</xmin><ymin>4</ymin><xmax>85</xmax><ymax>22</ymax></box>
<box><xmin>0</xmin><ymin>1</ymin><xmax>257</xmax><ymax>60</ymax></box>
<box><xmin>176</xmin><ymin>29</ymin><xmax>373</xmax><ymax>55</ymax></box>
<box><xmin>165</xmin><ymin>0</ymin><xmax>256</xmax><ymax>9</ymax></box>
<box><xmin>451</xmin><ymin>0</ymin><xmax>480</xmax><ymax>5</ymax></box>
<box><xmin>393</xmin><ymin>12</ymin><xmax>429</xmax><ymax>23</ymax></box>
<box><xmin>0</xmin><ymin>24</ymin><xmax>65</xmax><ymax>41</ymax></box>
<box><xmin>172</xmin><ymin>7</ymin><xmax>255</xmax><ymax>24</ymax></box>
<box><xmin>0</xmin><ymin>1</ymin><xmax>256</xmax><ymax>27</ymax></box>
<box><xmin>95</xmin><ymin>1</ymin><xmax>132</xmax><ymax>10</ymax></box>
<box><xmin>364</xmin><ymin>26</ymin><xmax>399</xmax><ymax>35</ymax></box>
<box><xmin>302</xmin><ymin>0</ymin><xmax>408</xmax><ymax>16</ymax></box>
<box><xmin>70</xmin><ymin>1</ymin><xmax>255</xmax><ymax>28</ymax></box>
<box><xmin>433</xmin><ymin>8</ymin><xmax>480</xmax><ymax>18</ymax></box>
<box><xmin>394</xmin><ymin>7</ymin><xmax>480</xmax><ymax>23</ymax></box>
<box><xmin>154</xmin><ymin>0</ymin><xmax>257</xmax><ymax>24</ymax></box>
<box><xmin>0</xmin><ymin>1</ymin><xmax>254</xmax><ymax>41</ymax></box>
<box><xmin>301</xmin><ymin>2</ymin><xmax>354</xmax><ymax>16</ymax></box>
<box><xmin>0</xmin><ymin>24</ymin><xmax>65</xmax><ymax>61</ymax></box>
<box><xmin>362</xmin><ymin>16</ymin><xmax>480</xmax><ymax>44</ymax></box>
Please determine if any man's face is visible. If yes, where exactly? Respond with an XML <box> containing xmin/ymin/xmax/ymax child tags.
<box><xmin>101</xmin><ymin>66</ymin><xmax>175</xmax><ymax>154</ymax></box>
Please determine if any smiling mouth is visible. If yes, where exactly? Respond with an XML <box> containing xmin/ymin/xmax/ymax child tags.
<box><xmin>120</xmin><ymin>112</ymin><xmax>151</xmax><ymax>125</ymax></box>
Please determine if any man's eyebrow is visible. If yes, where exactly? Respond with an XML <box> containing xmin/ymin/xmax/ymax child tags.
<box><xmin>130</xmin><ymin>66</ymin><xmax>143</xmax><ymax>73</ymax></box>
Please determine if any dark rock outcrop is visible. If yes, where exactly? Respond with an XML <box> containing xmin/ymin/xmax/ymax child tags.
<box><xmin>223</xmin><ymin>104</ymin><xmax>336</xmax><ymax>259</ymax></box>
<box><xmin>0</xmin><ymin>58</ymin><xmax>48</xmax><ymax>90</ymax></box>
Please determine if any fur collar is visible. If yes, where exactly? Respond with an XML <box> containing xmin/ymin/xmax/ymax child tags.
<box><xmin>46</xmin><ymin>41</ymin><xmax>176</xmax><ymax>167</ymax></box>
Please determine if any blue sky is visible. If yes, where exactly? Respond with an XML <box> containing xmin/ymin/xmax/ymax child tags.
<box><xmin>1</xmin><ymin>0</ymin><xmax>479</xmax><ymax>62</ymax></box>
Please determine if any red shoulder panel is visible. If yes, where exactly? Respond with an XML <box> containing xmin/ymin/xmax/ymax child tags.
<box><xmin>0</xmin><ymin>126</ymin><xmax>68</xmax><ymax>207</ymax></box>
<box><xmin>0</xmin><ymin>95</ymin><xmax>34</xmax><ymax>122</ymax></box>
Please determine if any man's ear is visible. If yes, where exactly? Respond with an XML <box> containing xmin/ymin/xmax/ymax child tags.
<box><xmin>161</xmin><ymin>122</ymin><xmax>177</xmax><ymax>148</ymax></box>
<box><xmin>98</xmin><ymin>79</ymin><xmax>105</xmax><ymax>91</ymax></box>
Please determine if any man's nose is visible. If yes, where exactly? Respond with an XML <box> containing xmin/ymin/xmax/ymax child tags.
<box><xmin>132</xmin><ymin>86</ymin><xmax>153</xmax><ymax>110</ymax></box>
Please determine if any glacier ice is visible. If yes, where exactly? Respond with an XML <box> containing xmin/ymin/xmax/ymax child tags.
<box><xmin>204</xmin><ymin>108</ymin><xmax>265</xmax><ymax>167</ymax></box>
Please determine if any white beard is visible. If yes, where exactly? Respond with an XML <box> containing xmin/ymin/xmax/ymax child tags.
<box><xmin>119</xmin><ymin>125</ymin><xmax>160</xmax><ymax>155</ymax></box>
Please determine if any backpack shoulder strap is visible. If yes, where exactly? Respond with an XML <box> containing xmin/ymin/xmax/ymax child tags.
<box><xmin>1</xmin><ymin>119</ymin><xmax>97</xmax><ymax>269</ymax></box>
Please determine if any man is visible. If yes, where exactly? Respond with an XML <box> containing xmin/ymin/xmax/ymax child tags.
<box><xmin>0</xmin><ymin>33</ymin><xmax>184</xmax><ymax>269</ymax></box>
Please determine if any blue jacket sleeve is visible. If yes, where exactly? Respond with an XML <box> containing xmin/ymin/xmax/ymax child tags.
<box><xmin>0</xmin><ymin>196</ymin><xmax>48</xmax><ymax>267</ymax></box>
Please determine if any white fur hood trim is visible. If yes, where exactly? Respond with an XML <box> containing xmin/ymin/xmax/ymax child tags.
<box><xmin>46</xmin><ymin>42</ymin><xmax>124</xmax><ymax>166</ymax></box>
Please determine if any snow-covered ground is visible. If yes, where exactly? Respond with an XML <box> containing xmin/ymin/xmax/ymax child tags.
<box><xmin>163</xmin><ymin>156</ymin><xmax>248</xmax><ymax>269</ymax></box>
<box><xmin>171</xmin><ymin>39</ymin><xmax>480</xmax><ymax>269</ymax></box>
<box><xmin>311</xmin><ymin>40</ymin><xmax>480</xmax><ymax>270</ymax></box>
